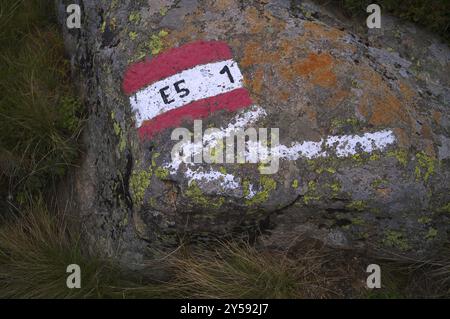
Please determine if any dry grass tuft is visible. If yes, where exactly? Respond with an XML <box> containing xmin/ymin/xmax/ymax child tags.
<box><xmin>0</xmin><ymin>200</ymin><xmax>369</xmax><ymax>299</ymax></box>
<box><xmin>0</xmin><ymin>0</ymin><xmax>84</xmax><ymax>207</ymax></box>
<box><xmin>0</xmin><ymin>197</ymin><xmax>118</xmax><ymax>298</ymax></box>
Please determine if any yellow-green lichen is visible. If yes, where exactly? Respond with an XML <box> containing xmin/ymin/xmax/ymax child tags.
<box><xmin>148</xmin><ymin>30</ymin><xmax>169</xmax><ymax>55</ymax></box>
<box><xmin>358</xmin><ymin>232</ymin><xmax>369</xmax><ymax>239</ymax></box>
<box><xmin>425</xmin><ymin>227</ymin><xmax>438</xmax><ymax>240</ymax></box>
<box><xmin>437</xmin><ymin>202</ymin><xmax>450</xmax><ymax>214</ymax></box>
<box><xmin>128</xmin><ymin>12</ymin><xmax>141</xmax><ymax>24</ymax></box>
<box><xmin>129</xmin><ymin>31</ymin><xmax>138</xmax><ymax>40</ymax></box>
<box><xmin>119</xmin><ymin>215</ymin><xmax>129</xmax><ymax>227</ymax></box>
<box><xmin>246</xmin><ymin>176</ymin><xmax>276</xmax><ymax>206</ymax></box>
<box><xmin>330</xmin><ymin>118</ymin><xmax>360</xmax><ymax>132</ymax></box>
<box><xmin>351</xmin><ymin>216</ymin><xmax>365</xmax><ymax>226</ymax></box>
<box><xmin>346</xmin><ymin>200</ymin><xmax>366</xmax><ymax>212</ymax></box>
<box><xmin>149</xmin><ymin>197</ymin><xmax>157</xmax><ymax>208</ymax></box>
<box><xmin>186</xmin><ymin>181</ymin><xmax>224</xmax><ymax>209</ymax></box>
<box><xmin>112</xmin><ymin>121</ymin><xmax>126</xmax><ymax>152</ymax></box>
<box><xmin>159</xmin><ymin>7</ymin><xmax>168</xmax><ymax>16</ymax></box>
<box><xmin>369</xmin><ymin>153</ymin><xmax>381</xmax><ymax>161</ymax></box>
<box><xmin>100</xmin><ymin>20</ymin><xmax>106</xmax><ymax>33</ymax></box>
<box><xmin>387</xmin><ymin>149</ymin><xmax>408</xmax><ymax>167</ymax></box>
<box><xmin>303</xmin><ymin>180</ymin><xmax>321</xmax><ymax>204</ymax></box>
<box><xmin>383</xmin><ymin>230</ymin><xmax>410</xmax><ymax>251</ymax></box>
<box><xmin>330</xmin><ymin>181</ymin><xmax>341</xmax><ymax>194</ymax></box>
<box><xmin>113</xmin><ymin>122</ymin><xmax>121</xmax><ymax>136</ymax></box>
<box><xmin>415</xmin><ymin>152</ymin><xmax>436</xmax><ymax>182</ymax></box>
<box><xmin>315</xmin><ymin>167</ymin><xmax>336</xmax><ymax>174</ymax></box>
<box><xmin>371</xmin><ymin>178</ymin><xmax>388</xmax><ymax>188</ymax></box>
<box><xmin>257</xmin><ymin>162</ymin><xmax>272</xmax><ymax>174</ymax></box>
<box><xmin>119</xmin><ymin>135</ymin><xmax>126</xmax><ymax>152</ymax></box>
<box><xmin>111</xmin><ymin>0</ymin><xmax>119</xmax><ymax>9</ymax></box>
<box><xmin>292</xmin><ymin>179</ymin><xmax>299</xmax><ymax>189</ymax></box>
<box><xmin>350</xmin><ymin>153</ymin><xmax>364</xmax><ymax>164</ymax></box>
<box><xmin>129</xmin><ymin>168</ymin><xmax>152</xmax><ymax>205</ymax></box>
<box><xmin>300</xmin><ymin>5</ymin><xmax>313</xmax><ymax>18</ymax></box>
<box><xmin>128</xmin><ymin>51</ymin><xmax>147</xmax><ymax>63</ymax></box>
<box><xmin>242</xmin><ymin>180</ymin><xmax>250</xmax><ymax>198</ymax></box>
<box><xmin>151</xmin><ymin>152</ymin><xmax>160</xmax><ymax>167</ymax></box>
<box><xmin>110</xmin><ymin>17</ymin><xmax>117</xmax><ymax>30</ymax></box>
<box><xmin>154</xmin><ymin>167</ymin><xmax>169</xmax><ymax>180</ymax></box>
<box><xmin>418</xmin><ymin>216</ymin><xmax>432</xmax><ymax>224</ymax></box>
<box><xmin>306</xmin><ymin>157</ymin><xmax>339</xmax><ymax>176</ymax></box>
<box><xmin>219</xmin><ymin>166</ymin><xmax>227</xmax><ymax>174</ymax></box>
<box><xmin>303</xmin><ymin>194</ymin><xmax>321</xmax><ymax>204</ymax></box>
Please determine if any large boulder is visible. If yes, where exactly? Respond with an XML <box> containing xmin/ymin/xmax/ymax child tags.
<box><xmin>58</xmin><ymin>0</ymin><xmax>450</xmax><ymax>266</ymax></box>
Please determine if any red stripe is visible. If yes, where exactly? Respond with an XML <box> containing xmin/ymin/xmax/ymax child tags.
<box><xmin>123</xmin><ymin>41</ymin><xmax>233</xmax><ymax>95</ymax></box>
<box><xmin>138</xmin><ymin>88</ymin><xmax>253</xmax><ymax>140</ymax></box>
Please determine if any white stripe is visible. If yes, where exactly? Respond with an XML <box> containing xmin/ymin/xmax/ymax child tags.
<box><xmin>185</xmin><ymin>168</ymin><xmax>241</xmax><ymax>190</ymax></box>
<box><xmin>246</xmin><ymin>129</ymin><xmax>396</xmax><ymax>161</ymax></box>
<box><xmin>162</xmin><ymin>107</ymin><xmax>397</xmax><ymax>194</ymax></box>
<box><xmin>164</xmin><ymin>105</ymin><xmax>265</xmax><ymax>173</ymax></box>
<box><xmin>130</xmin><ymin>59</ymin><xmax>244</xmax><ymax>127</ymax></box>
<box><xmin>163</xmin><ymin>106</ymin><xmax>264</xmax><ymax>198</ymax></box>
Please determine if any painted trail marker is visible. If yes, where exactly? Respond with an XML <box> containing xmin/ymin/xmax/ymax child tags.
<box><xmin>123</xmin><ymin>40</ymin><xmax>253</xmax><ymax>139</ymax></box>
<box><xmin>162</xmin><ymin>106</ymin><xmax>397</xmax><ymax>196</ymax></box>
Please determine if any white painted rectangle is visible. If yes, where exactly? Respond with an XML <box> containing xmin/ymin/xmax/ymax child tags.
<box><xmin>129</xmin><ymin>59</ymin><xmax>244</xmax><ymax>127</ymax></box>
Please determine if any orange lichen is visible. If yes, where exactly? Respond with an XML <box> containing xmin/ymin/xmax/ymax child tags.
<box><xmin>244</xmin><ymin>67</ymin><xmax>264</xmax><ymax>103</ymax></box>
<box><xmin>399</xmin><ymin>81</ymin><xmax>416</xmax><ymax>102</ymax></box>
<box><xmin>376</xmin><ymin>187</ymin><xmax>391</xmax><ymax>198</ymax></box>
<box><xmin>423</xmin><ymin>141</ymin><xmax>436</xmax><ymax>158</ymax></box>
<box><xmin>250</xmin><ymin>68</ymin><xmax>264</xmax><ymax>94</ymax></box>
<box><xmin>305</xmin><ymin>108</ymin><xmax>318</xmax><ymax>123</ymax></box>
<box><xmin>240</xmin><ymin>41</ymin><xmax>280</xmax><ymax>67</ymax></box>
<box><xmin>277</xmin><ymin>90</ymin><xmax>291</xmax><ymax>102</ymax></box>
<box><xmin>304</xmin><ymin>21</ymin><xmax>344</xmax><ymax>40</ymax></box>
<box><xmin>279</xmin><ymin>39</ymin><xmax>296</xmax><ymax>57</ymax></box>
<box><xmin>166</xmin><ymin>188</ymin><xmax>178</xmax><ymax>207</ymax></box>
<box><xmin>244</xmin><ymin>6</ymin><xmax>286</xmax><ymax>35</ymax></box>
<box><xmin>432</xmin><ymin>111</ymin><xmax>442</xmax><ymax>125</ymax></box>
<box><xmin>293</xmin><ymin>53</ymin><xmax>337</xmax><ymax>88</ymax></box>
<box><xmin>369</xmin><ymin>93</ymin><xmax>409</xmax><ymax>126</ymax></box>
<box><xmin>213</xmin><ymin>0</ymin><xmax>238</xmax><ymax>12</ymax></box>
<box><xmin>279</xmin><ymin>65</ymin><xmax>295</xmax><ymax>81</ymax></box>
<box><xmin>245</xmin><ymin>7</ymin><xmax>265</xmax><ymax>34</ymax></box>
<box><xmin>393</xmin><ymin>127</ymin><xmax>411</xmax><ymax>148</ymax></box>
<box><xmin>359</xmin><ymin>66</ymin><xmax>412</xmax><ymax>128</ymax></box>
<box><xmin>421</xmin><ymin>123</ymin><xmax>433</xmax><ymax>139</ymax></box>
<box><xmin>164</xmin><ymin>22</ymin><xmax>204</xmax><ymax>48</ymax></box>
